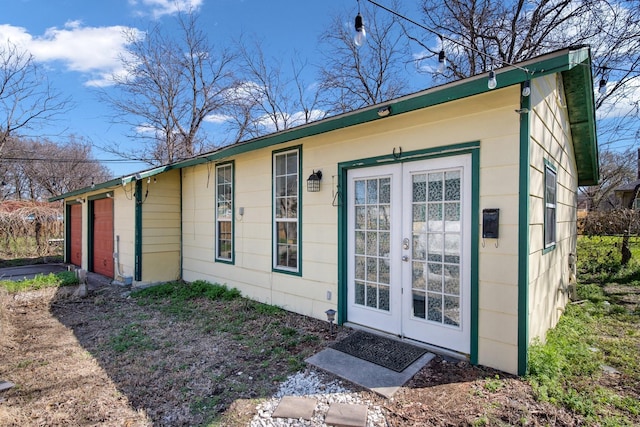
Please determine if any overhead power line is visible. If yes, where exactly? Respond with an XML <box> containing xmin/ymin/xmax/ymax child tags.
<box><xmin>0</xmin><ymin>157</ymin><xmax>152</xmax><ymax>164</ymax></box>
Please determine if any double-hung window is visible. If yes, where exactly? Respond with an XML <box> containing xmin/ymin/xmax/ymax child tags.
<box><xmin>544</xmin><ymin>162</ymin><xmax>557</xmax><ymax>250</ymax></box>
<box><xmin>273</xmin><ymin>148</ymin><xmax>300</xmax><ymax>273</ymax></box>
<box><xmin>215</xmin><ymin>163</ymin><xmax>234</xmax><ymax>262</ymax></box>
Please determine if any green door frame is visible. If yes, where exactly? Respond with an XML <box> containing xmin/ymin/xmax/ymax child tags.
<box><xmin>337</xmin><ymin>141</ymin><xmax>480</xmax><ymax>364</ymax></box>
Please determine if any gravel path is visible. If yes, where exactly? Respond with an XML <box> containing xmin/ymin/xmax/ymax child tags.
<box><xmin>251</xmin><ymin>369</ymin><xmax>387</xmax><ymax>427</ymax></box>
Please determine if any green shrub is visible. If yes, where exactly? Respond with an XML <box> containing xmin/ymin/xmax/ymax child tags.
<box><xmin>131</xmin><ymin>280</ymin><xmax>241</xmax><ymax>303</ymax></box>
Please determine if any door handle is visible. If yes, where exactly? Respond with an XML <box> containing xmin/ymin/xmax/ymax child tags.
<box><xmin>402</xmin><ymin>255</ymin><xmax>409</xmax><ymax>262</ymax></box>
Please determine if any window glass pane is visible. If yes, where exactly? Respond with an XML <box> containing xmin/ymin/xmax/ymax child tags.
<box><xmin>287</xmin><ymin>175</ymin><xmax>297</xmax><ymax>196</ymax></box>
<box><xmin>217</xmin><ymin>221</ymin><xmax>232</xmax><ymax>259</ymax></box>
<box><xmin>276</xmin><ymin>155</ymin><xmax>286</xmax><ymax>174</ymax></box>
<box><xmin>355</xmin><ymin>180</ymin><xmax>366</xmax><ymax>204</ymax></box>
<box><xmin>379</xmin><ymin>286</ymin><xmax>390</xmax><ymax>311</ymax></box>
<box><xmin>367</xmin><ymin>179</ymin><xmax>378</xmax><ymax>204</ymax></box>
<box><xmin>444</xmin><ymin>296</ymin><xmax>460</xmax><ymax>326</ymax></box>
<box><xmin>355</xmin><ymin>281</ymin><xmax>365</xmax><ymax>305</ymax></box>
<box><xmin>379</xmin><ymin>205</ymin><xmax>390</xmax><ymax>230</ymax></box>
<box><xmin>427</xmin><ymin>293</ymin><xmax>442</xmax><ymax>322</ymax></box>
<box><xmin>444</xmin><ymin>170</ymin><xmax>461</xmax><ymax>201</ymax></box>
<box><xmin>286</xmin><ymin>152</ymin><xmax>297</xmax><ymax>174</ymax></box>
<box><xmin>413</xmin><ymin>174</ymin><xmax>427</xmax><ymax>202</ymax></box>
<box><xmin>366</xmin><ymin>284</ymin><xmax>378</xmax><ymax>308</ymax></box>
<box><xmin>413</xmin><ymin>291</ymin><xmax>426</xmax><ymax>319</ymax></box>
<box><xmin>428</xmin><ymin>172</ymin><xmax>443</xmax><ymax>201</ymax></box>
<box><xmin>379</xmin><ymin>178</ymin><xmax>391</xmax><ymax>203</ymax></box>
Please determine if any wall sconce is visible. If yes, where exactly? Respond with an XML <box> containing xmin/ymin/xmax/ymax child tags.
<box><xmin>75</xmin><ymin>198</ymin><xmax>85</xmax><ymax>204</ymax></box>
<box><xmin>307</xmin><ymin>170</ymin><xmax>322</xmax><ymax>192</ymax></box>
<box><xmin>106</xmin><ymin>192</ymin><xmax>113</xmax><ymax>198</ymax></box>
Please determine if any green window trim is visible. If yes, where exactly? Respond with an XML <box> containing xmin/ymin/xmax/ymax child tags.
<box><xmin>272</xmin><ymin>146</ymin><xmax>302</xmax><ymax>275</ymax></box>
<box><xmin>215</xmin><ymin>162</ymin><xmax>234</xmax><ymax>264</ymax></box>
<box><xmin>543</xmin><ymin>160</ymin><xmax>557</xmax><ymax>253</ymax></box>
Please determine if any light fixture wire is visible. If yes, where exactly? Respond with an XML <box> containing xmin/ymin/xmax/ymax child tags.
<box><xmin>362</xmin><ymin>0</ymin><xmax>531</xmax><ymax>78</ymax></box>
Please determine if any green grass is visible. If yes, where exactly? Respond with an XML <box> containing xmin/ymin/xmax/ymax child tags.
<box><xmin>526</xmin><ymin>235</ymin><xmax>640</xmax><ymax>424</ymax></box>
<box><xmin>0</xmin><ymin>271</ymin><xmax>79</xmax><ymax>293</ymax></box>
<box><xmin>109</xmin><ymin>323</ymin><xmax>156</xmax><ymax>353</ymax></box>
<box><xmin>130</xmin><ymin>279</ymin><xmax>319</xmax><ymax>379</ymax></box>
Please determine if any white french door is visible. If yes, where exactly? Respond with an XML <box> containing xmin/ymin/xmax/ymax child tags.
<box><xmin>346</xmin><ymin>155</ymin><xmax>471</xmax><ymax>353</ymax></box>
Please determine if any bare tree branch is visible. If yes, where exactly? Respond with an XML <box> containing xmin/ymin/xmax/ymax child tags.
<box><xmin>0</xmin><ymin>41</ymin><xmax>72</xmax><ymax>158</ymax></box>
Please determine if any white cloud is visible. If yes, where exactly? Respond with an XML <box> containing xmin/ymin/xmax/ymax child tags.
<box><xmin>204</xmin><ymin>113</ymin><xmax>232</xmax><ymax>124</ymax></box>
<box><xmin>130</xmin><ymin>0</ymin><xmax>203</xmax><ymax>19</ymax></box>
<box><xmin>0</xmin><ymin>22</ymin><xmax>143</xmax><ymax>87</ymax></box>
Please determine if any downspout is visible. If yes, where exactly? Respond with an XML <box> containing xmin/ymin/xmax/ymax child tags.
<box><xmin>179</xmin><ymin>170</ymin><xmax>183</xmax><ymax>280</ymax></box>
<box><xmin>517</xmin><ymin>84</ymin><xmax>531</xmax><ymax>376</ymax></box>
<box><xmin>134</xmin><ymin>180</ymin><xmax>143</xmax><ymax>282</ymax></box>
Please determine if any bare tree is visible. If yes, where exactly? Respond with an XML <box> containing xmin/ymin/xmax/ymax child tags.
<box><xmin>579</xmin><ymin>148</ymin><xmax>636</xmax><ymax>211</ymax></box>
<box><xmin>0</xmin><ymin>41</ymin><xmax>72</xmax><ymax>158</ymax></box>
<box><xmin>222</xmin><ymin>39</ymin><xmax>327</xmax><ymax>141</ymax></box>
<box><xmin>317</xmin><ymin>1</ymin><xmax>411</xmax><ymax>114</ymax></box>
<box><xmin>413</xmin><ymin>0</ymin><xmax>639</xmax><ymax>147</ymax></box>
<box><xmin>0</xmin><ymin>136</ymin><xmax>111</xmax><ymax>201</ymax></box>
<box><xmin>102</xmin><ymin>11</ymin><xmax>236</xmax><ymax>165</ymax></box>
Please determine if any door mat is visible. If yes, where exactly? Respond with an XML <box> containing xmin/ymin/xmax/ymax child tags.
<box><xmin>330</xmin><ymin>331</ymin><xmax>428</xmax><ymax>372</ymax></box>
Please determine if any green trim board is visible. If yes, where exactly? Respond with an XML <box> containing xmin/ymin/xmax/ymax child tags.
<box><xmin>517</xmin><ymin>87</ymin><xmax>532</xmax><ymax>376</ymax></box>
<box><xmin>469</xmin><ymin>148</ymin><xmax>480</xmax><ymax>365</ymax></box>
<box><xmin>179</xmin><ymin>170</ymin><xmax>184</xmax><ymax>280</ymax></box>
<box><xmin>64</xmin><ymin>203</ymin><xmax>73</xmax><ymax>263</ymax></box>
<box><xmin>135</xmin><ymin>180</ymin><xmax>142</xmax><ymax>281</ymax></box>
<box><xmin>337</xmin><ymin>142</ymin><xmax>480</xmax><ymax>364</ymax></box>
<box><xmin>87</xmin><ymin>198</ymin><xmax>94</xmax><ymax>273</ymax></box>
<box><xmin>49</xmin><ymin>47</ymin><xmax>597</xmax><ymax>204</ymax></box>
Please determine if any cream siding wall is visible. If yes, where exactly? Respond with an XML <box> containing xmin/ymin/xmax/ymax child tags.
<box><xmin>113</xmin><ymin>188</ymin><xmax>136</xmax><ymax>280</ymax></box>
<box><xmin>141</xmin><ymin>169</ymin><xmax>181</xmax><ymax>283</ymax></box>
<box><xmin>181</xmin><ymin>87</ymin><xmax>524</xmax><ymax>373</ymax></box>
<box><xmin>528</xmin><ymin>74</ymin><xmax>578</xmax><ymax>343</ymax></box>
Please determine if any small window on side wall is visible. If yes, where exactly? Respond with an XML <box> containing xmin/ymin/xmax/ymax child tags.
<box><xmin>215</xmin><ymin>163</ymin><xmax>233</xmax><ymax>263</ymax></box>
<box><xmin>544</xmin><ymin>163</ymin><xmax>557</xmax><ymax>250</ymax></box>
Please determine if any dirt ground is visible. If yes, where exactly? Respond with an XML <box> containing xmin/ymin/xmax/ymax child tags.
<box><xmin>0</xmin><ymin>281</ymin><xmax>586</xmax><ymax>426</ymax></box>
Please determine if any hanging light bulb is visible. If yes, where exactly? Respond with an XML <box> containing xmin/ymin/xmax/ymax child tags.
<box><xmin>488</xmin><ymin>68</ymin><xmax>497</xmax><ymax>90</ymax></box>
<box><xmin>435</xmin><ymin>35</ymin><xmax>446</xmax><ymax>74</ymax></box>
<box><xmin>354</xmin><ymin>12</ymin><xmax>366</xmax><ymax>47</ymax></box>
<box><xmin>599</xmin><ymin>66</ymin><xmax>608</xmax><ymax>95</ymax></box>
<box><xmin>598</xmin><ymin>77</ymin><xmax>607</xmax><ymax>94</ymax></box>
<box><xmin>522</xmin><ymin>80</ymin><xmax>531</xmax><ymax>97</ymax></box>
<box><xmin>437</xmin><ymin>49</ymin><xmax>446</xmax><ymax>74</ymax></box>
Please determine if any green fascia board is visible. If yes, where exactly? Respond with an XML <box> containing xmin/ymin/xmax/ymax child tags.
<box><xmin>49</xmin><ymin>47</ymin><xmax>597</xmax><ymax>201</ymax></box>
<box><xmin>560</xmin><ymin>51</ymin><xmax>599</xmax><ymax>186</ymax></box>
<box><xmin>48</xmin><ymin>164</ymin><xmax>177</xmax><ymax>202</ymax></box>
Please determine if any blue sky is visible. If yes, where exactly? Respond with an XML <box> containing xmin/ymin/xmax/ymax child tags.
<box><xmin>1</xmin><ymin>0</ymin><xmax>371</xmax><ymax>176</ymax></box>
<box><xmin>2</xmin><ymin>0</ymin><xmax>637</xmax><ymax>179</ymax></box>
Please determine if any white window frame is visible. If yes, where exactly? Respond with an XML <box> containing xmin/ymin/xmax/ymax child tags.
<box><xmin>215</xmin><ymin>163</ymin><xmax>234</xmax><ymax>263</ymax></box>
<box><xmin>544</xmin><ymin>162</ymin><xmax>557</xmax><ymax>250</ymax></box>
<box><xmin>273</xmin><ymin>148</ymin><xmax>300</xmax><ymax>274</ymax></box>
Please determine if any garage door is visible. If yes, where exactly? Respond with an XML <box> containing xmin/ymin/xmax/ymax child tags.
<box><xmin>69</xmin><ymin>203</ymin><xmax>82</xmax><ymax>267</ymax></box>
<box><xmin>92</xmin><ymin>198</ymin><xmax>114</xmax><ymax>278</ymax></box>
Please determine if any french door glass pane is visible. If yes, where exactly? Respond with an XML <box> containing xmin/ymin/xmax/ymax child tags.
<box><xmin>412</xmin><ymin>169</ymin><xmax>462</xmax><ymax>328</ymax></box>
<box><xmin>353</xmin><ymin>176</ymin><xmax>392</xmax><ymax>312</ymax></box>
